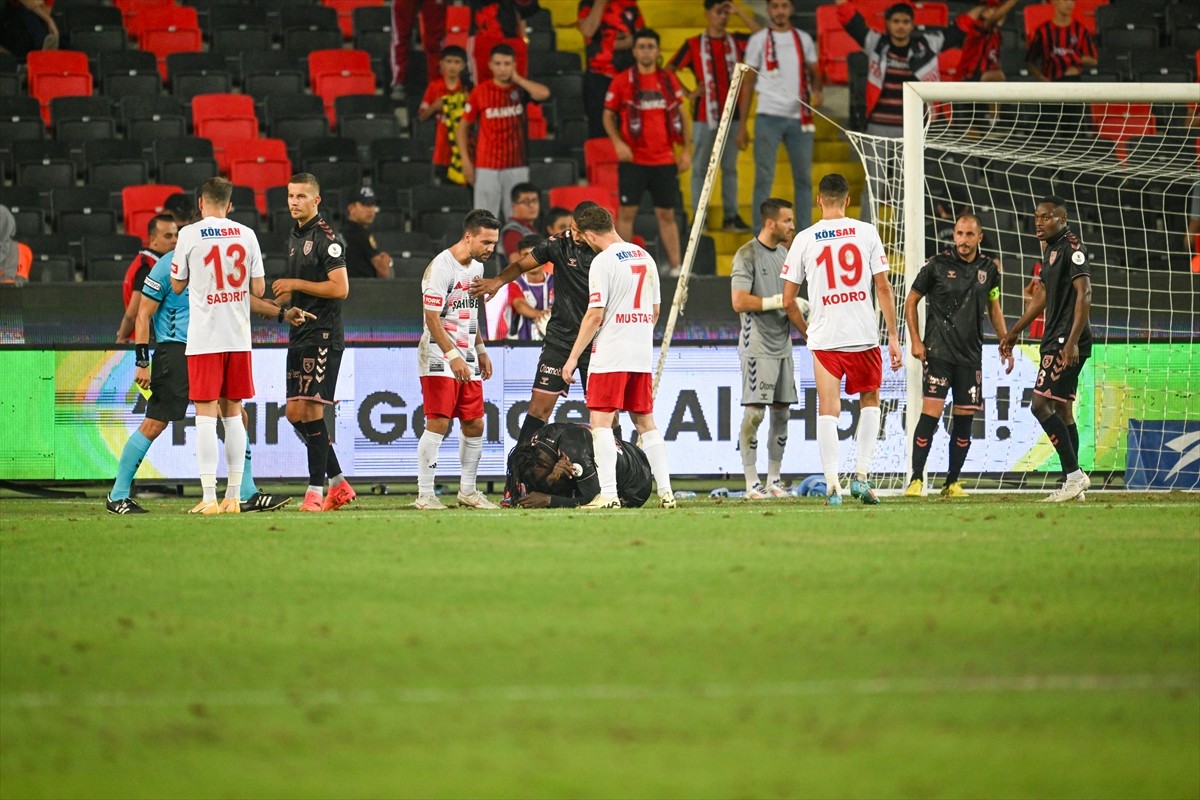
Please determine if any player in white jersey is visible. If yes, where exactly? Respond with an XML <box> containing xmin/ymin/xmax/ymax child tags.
<box><xmin>414</xmin><ymin>209</ymin><xmax>501</xmax><ymax>511</ymax></box>
<box><xmin>562</xmin><ymin>205</ymin><xmax>675</xmax><ymax>509</ymax></box>
<box><xmin>781</xmin><ymin>173</ymin><xmax>902</xmax><ymax>506</ymax></box>
<box><xmin>170</xmin><ymin>178</ymin><xmax>269</xmax><ymax>514</ymax></box>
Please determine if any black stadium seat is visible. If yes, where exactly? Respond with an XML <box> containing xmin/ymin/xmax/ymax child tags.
<box><xmin>98</xmin><ymin>49</ymin><xmax>161</xmax><ymax>99</ymax></box>
<box><xmin>265</xmin><ymin>93</ymin><xmax>329</xmax><ymax>152</ymax></box>
<box><xmin>82</xmin><ymin>234</ymin><xmax>141</xmax><ymax>281</ymax></box>
<box><xmin>167</xmin><ymin>52</ymin><xmax>233</xmax><ymax>103</ymax></box>
<box><xmin>13</xmin><ymin>140</ymin><xmax>75</xmax><ymax>190</ymax></box>
<box><xmin>241</xmin><ymin>51</ymin><xmax>307</xmax><ymax>104</ymax></box>
<box><xmin>83</xmin><ymin>139</ymin><xmax>149</xmax><ymax>190</ymax></box>
<box><xmin>0</xmin><ymin>187</ymin><xmax>49</xmax><ymax>237</ymax></box>
<box><xmin>120</xmin><ymin>95</ymin><xmax>188</xmax><ymax>143</ymax></box>
<box><xmin>334</xmin><ymin>94</ymin><xmax>399</xmax><ymax>152</ymax></box>
<box><xmin>352</xmin><ymin>5</ymin><xmax>392</xmax><ymax>59</ymax></box>
<box><xmin>50</xmin><ymin>95</ymin><xmax>117</xmax><ymax>148</ymax></box>
<box><xmin>154</xmin><ymin>137</ymin><xmax>217</xmax><ymax>189</ymax></box>
<box><xmin>53</xmin><ymin>186</ymin><xmax>118</xmax><ymax>241</ymax></box>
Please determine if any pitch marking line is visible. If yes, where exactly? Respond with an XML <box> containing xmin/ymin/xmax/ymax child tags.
<box><xmin>3</xmin><ymin>674</ymin><xmax>1195</xmax><ymax>710</ymax></box>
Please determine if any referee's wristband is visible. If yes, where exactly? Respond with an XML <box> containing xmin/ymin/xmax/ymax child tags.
<box><xmin>135</xmin><ymin>344</ymin><xmax>150</xmax><ymax>367</ymax></box>
<box><xmin>761</xmin><ymin>294</ymin><xmax>784</xmax><ymax>311</ymax></box>
<box><xmin>444</xmin><ymin>349</ymin><xmax>462</xmax><ymax>361</ymax></box>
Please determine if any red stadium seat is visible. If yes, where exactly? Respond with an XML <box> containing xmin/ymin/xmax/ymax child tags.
<box><xmin>192</xmin><ymin>94</ymin><xmax>260</xmax><ymax>172</ymax></box>
<box><xmin>442</xmin><ymin>3</ymin><xmax>471</xmax><ymax>50</ymax></box>
<box><xmin>583</xmin><ymin>137</ymin><xmax>619</xmax><ymax>191</ymax></box>
<box><xmin>122</xmin><ymin>184</ymin><xmax>185</xmax><ymax>245</ymax></box>
<box><xmin>137</xmin><ymin>4</ymin><xmax>202</xmax><ymax>79</ymax></box>
<box><xmin>308</xmin><ymin>49</ymin><xmax>373</xmax><ymax>89</ymax></box>
<box><xmin>322</xmin><ymin>0</ymin><xmax>385</xmax><ymax>40</ymax></box>
<box><xmin>26</xmin><ymin>51</ymin><xmax>93</xmax><ymax>124</ymax></box>
<box><xmin>225</xmin><ymin>138</ymin><xmax>291</xmax><ymax>216</ymax></box>
<box><xmin>816</xmin><ymin>4</ymin><xmax>862</xmax><ymax>84</ymax></box>
<box><xmin>548</xmin><ymin>185</ymin><xmax>619</xmax><ymax>219</ymax></box>
<box><xmin>1091</xmin><ymin>103</ymin><xmax>1156</xmax><ymax>161</ymax></box>
<box><xmin>115</xmin><ymin>0</ymin><xmax>175</xmax><ymax>37</ymax></box>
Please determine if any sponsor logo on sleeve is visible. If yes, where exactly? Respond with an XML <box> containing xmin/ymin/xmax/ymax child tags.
<box><xmin>424</xmin><ymin>293</ymin><xmax>444</xmax><ymax>308</ymax></box>
<box><xmin>328</xmin><ymin>242</ymin><xmax>343</xmax><ymax>259</ymax></box>
<box><xmin>589</xmin><ymin>292</ymin><xmax>601</xmax><ymax>303</ymax></box>
<box><xmin>1071</xmin><ymin>250</ymin><xmax>1086</xmax><ymax>265</ymax></box>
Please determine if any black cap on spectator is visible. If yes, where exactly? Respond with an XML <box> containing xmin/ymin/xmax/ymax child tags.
<box><xmin>350</xmin><ymin>187</ymin><xmax>378</xmax><ymax>207</ymax></box>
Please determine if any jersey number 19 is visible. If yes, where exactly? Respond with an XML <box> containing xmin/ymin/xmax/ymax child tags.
<box><xmin>816</xmin><ymin>243</ymin><xmax>862</xmax><ymax>289</ymax></box>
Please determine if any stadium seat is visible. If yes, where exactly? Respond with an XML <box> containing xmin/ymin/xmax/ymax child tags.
<box><xmin>12</xmin><ymin>140</ymin><xmax>75</xmax><ymax>190</ymax></box>
<box><xmin>82</xmin><ymin>233</ymin><xmax>142</xmax><ymax>281</ymax></box>
<box><xmin>154</xmin><ymin>137</ymin><xmax>217</xmax><ymax>189</ymax></box>
<box><xmin>1091</xmin><ymin>102</ymin><xmax>1156</xmax><ymax>161</ymax></box>
<box><xmin>352</xmin><ymin>5</ymin><xmax>393</xmax><ymax>58</ymax></box>
<box><xmin>53</xmin><ymin>187</ymin><xmax>118</xmax><ymax>241</ymax></box>
<box><xmin>209</xmin><ymin>6</ymin><xmax>272</xmax><ymax>55</ymax></box>
<box><xmin>281</xmin><ymin>7</ymin><xmax>344</xmax><ymax>60</ymax></box>
<box><xmin>192</xmin><ymin>93</ymin><xmax>260</xmax><ymax>172</ymax></box>
<box><xmin>529</xmin><ymin>157</ymin><xmax>579</xmax><ymax>191</ymax></box>
<box><xmin>84</xmin><ymin>139</ymin><xmax>150</xmax><ymax>190</ymax></box>
<box><xmin>815</xmin><ymin>5</ymin><xmax>861</xmax><ymax>85</ymax></box>
<box><xmin>50</xmin><ymin>95</ymin><xmax>117</xmax><ymax>148</ymax></box>
<box><xmin>120</xmin><ymin>94</ymin><xmax>187</xmax><ymax>142</ymax></box>
<box><xmin>443</xmin><ymin>3</ymin><xmax>471</xmax><ymax>50</ymax></box>
<box><xmin>583</xmin><ymin>137</ymin><xmax>619</xmax><ymax>190</ymax></box>
<box><xmin>166</xmin><ymin>52</ymin><xmax>233</xmax><ymax>103</ymax></box>
<box><xmin>98</xmin><ymin>50</ymin><xmax>161</xmax><ymax>99</ymax></box>
<box><xmin>61</xmin><ymin>4</ymin><xmax>124</xmax><ymax>34</ymax></box>
<box><xmin>224</xmin><ymin>138</ymin><xmax>291</xmax><ymax>215</ymax></box>
<box><xmin>264</xmin><ymin>94</ymin><xmax>330</xmax><ymax>156</ymax></box>
<box><xmin>529</xmin><ymin>50</ymin><xmax>582</xmax><ymax>78</ymax></box>
<box><xmin>17</xmin><ymin>233</ymin><xmax>71</xmax><ymax>261</ymax></box>
<box><xmin>1095</xmin><ymin>3</ymin><xmax>1156</xmax><ymax>32</ymax></box>
<box><xmin>1101</xmin><ymin>24</ymin><xmax>1159</xmax><ymax>55</ymax></box>
<box><xmin>114</xmin><ymin>0</ymin><xmax>174</xmax><ymax>34</ymax></box>
<box><xmin>137</xmin><ymin>4</ymin><xmax>203</xmax><ymax>78</ymax></box>
<box><xmin>0</xmin><ymin>52</ymin><xmax>18</xmax><ymax>96</ymax></box>
<box><xmin>241</xmin><ymin>51</ymin><xmax>307</xmax><ymax>104</ymax></box>
<box><xmin>122</xmin><ymin>184</ymin><xmax>185</xmax><ymax>244</ymax></box>
<box><xmin>548</xmin><ymin>185</ymin><xmax>619</xmax><ymax>218</ymax></box>
<box><xmin>333</xmin><ymin>94</ymin><xmax>398</xmax><ymax>149</ymax></box>
<box><xmin>323</xmin><ymin>0</ymin><xmax>385</xmax><ymax>40</ymax></box>
<box><xmin>63</xmin><ymin>7</ymin><xmax>130</xmax><ymax>57</ymax></box>
<box><xmin>373</xmin><ymin>230</ymin><xmax>433</xmax><ymax>259</ymax></box>
<box><xmin>308</xmin><ymin>49</ymin><xmax>376</xmax><ymax>125</ymax></box>
<box><xmin>409</xmin><ymin>184</ymin><xmax>473</xmax><ymax>219</ymax></box>
<box><xmin>26</xmin><ymin>50</ymin><xmax>94</xmax><ymax>124</ymax></box>
<box><xmin>0</xmin><ymin>187</ymin><xmax>49</xmax><ymax>237</ymax></box>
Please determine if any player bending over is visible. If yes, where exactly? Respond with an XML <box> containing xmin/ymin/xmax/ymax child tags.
<box><xmin>509</xmin><ymin>422</ymin><xmax>654</xmax><ymax>508</ymax></box>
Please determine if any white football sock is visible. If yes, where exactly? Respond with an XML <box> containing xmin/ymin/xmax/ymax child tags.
<box><xmin>739</xmin><ymin>405</ymin><xmax>763</xmax><ymax>489</ymax></box>
<box><xmin>767</xmin><ymin>407</ymin><xmax>789</xmax><ymax>484</ymax></box>
<box><xmin>459</xmin><ymin>434</ymin><xmax>482</xmax><ymax>495</ymax></box>
<box><xmin>417</xmin><ymin>430</ymin><xmax>444</xmax><ymax>496</ymax></box>
<box><xmin>817</xmin><ymin>415</ymin><xmax>841</xmax><ymax>495</ymax></box>
<box><xmin>640</xmin><ymin>428</ymin><xmax>672</xmax><ymax>495</ymax></box>
<box><xmin>196</xmin><ymin>415</ymin><xmax>219</xmax><ymax>503</ymax></box>
<box><xmin>591</xmin><ymin>427</ymin><xmax>618</xmax><ymax>497</ymax></box>
<box><xmin>855</xmin><ymin>406</ymin><xmax>882</xmax><ymax>481</ymax></box>
<box><xmin>221</xmin><ymin>415</ymin><xmax>245</xmax><ymax>501</ymax></box>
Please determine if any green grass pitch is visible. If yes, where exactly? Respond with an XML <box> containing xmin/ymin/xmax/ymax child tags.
<box><xmin>2</xmin><ymin>492</ymin><xmax>1198</xmax><ymax>799</ymax></box>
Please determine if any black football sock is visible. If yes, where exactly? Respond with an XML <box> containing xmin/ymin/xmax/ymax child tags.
<box><xmin>517</xmin><ymin>413</ymin><xmax>546</xmax><ymax>447</ymax></box>
<box><xmin>1068</xmin><ymin>423</ymin><xmax>1079</xmax><ymax>463</ymax></box>
<box><xmin>298</xmin><ymin>420</ymin><xmax>330</xmax><ymax>488</ymax></box>
<box><xmin>326</xmin><ymin>437</ymin><xmax>342</xmax><ymax>480</ymax></box>
<box><xmin>945</xmin><ymin>413</ymin><xmax>973</xmax><ymax>484</ymax></box>
<box><xmin>910</xmin><ymin>413</ymin><xmax>939</xmax><ymax>481</ymax></box>
<box><xmin>1038</xmin><ymin>413</ymin><xmax>1079</xmax><ymax>476</ymax></box>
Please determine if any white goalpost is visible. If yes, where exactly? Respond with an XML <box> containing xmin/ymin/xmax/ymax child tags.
<box><xmin>840</xmin><ymin>81</ymin><xmax>1200</xmax><ymax>491</ymax></box>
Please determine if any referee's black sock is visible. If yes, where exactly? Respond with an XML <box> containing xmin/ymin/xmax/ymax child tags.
<box><xmin>517</xmin><ymin>414</ymin><xmax>545</xmax><ymax>447</ymax></box>
<box><xmin>910</xmin><ymin>413</ymin><xmax>939</xmax><ymax>481</ymax></box>
<box><xmin>1038</xmin><ymin>413</ymin><xmax>1080</xmax><ymax>476</ymax></box>
<box><xmin>945</xmin><ymin>413</ymin><xmax>973</xmax><ymax>485</ymax></box>
<box><xmin>294</xmin><ymin>420</ymin><xmax>330</xmax><ymax>489</ymax></box>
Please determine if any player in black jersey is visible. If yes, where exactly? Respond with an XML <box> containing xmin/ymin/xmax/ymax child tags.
<box><xmin>1001</xmin><ymin>196</ymin><xmax>1093</xmax><ymax>502</ymax></box>
<box><xmin>271</xmin><ymin>173</ymin><xmax>356</xmax><ymax>513</ymax></box>
<box><xmin>509</xmin><ymin>422</ymin><xmax>653</xmax><ymax>508</ymax></box>
<box><xmin>903</xmin><ymin>213</ymin><xmax>1011</xmax><ymax>498</ymax></box>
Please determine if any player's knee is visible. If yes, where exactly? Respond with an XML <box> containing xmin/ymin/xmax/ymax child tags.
<box><xmin>139</xmin><ymin>418</ymin><xmax>168</xmax><ymax>439</ymax></box>
<box><xmin>768</xmin><ymin>407</ymin><xmax>789</xmax><ymax>435</ymax></box>
<box><xmin>460</xmin><ymin>417</ymin><xmax>484</xmax><ymax>438</ymax></box>
<box><xmin>1031</xmin><ymin>394</ymin><xmax>1054</xmax><ymax>420</ymax></box>
<box><xmin>741</xmin><ymin>405</ymin><xmax>765</xmax><ymax>436</ymax></box>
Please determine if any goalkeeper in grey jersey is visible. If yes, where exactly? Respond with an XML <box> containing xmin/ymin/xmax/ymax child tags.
<box><xmin>730</xmin><ymin>198</ymin><xmax>800</xmax><ymax>498</ymax></box>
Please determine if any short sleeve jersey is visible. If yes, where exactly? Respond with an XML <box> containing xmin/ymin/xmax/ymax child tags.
<box><xmin>782</xmin><ymin>217</ymin><xmax>888</xmax><ymax>351</ymax></box>
<box><xmin>731</xmin><ymin>238</ymin><xmax>790</xmax><ymax>358</ymax></box>
<box><xmin>1026</xmin><ymin>20</ymin><xmax>1096</xmax><ymax>81</ymax></box>
<box><xmin>140</xmin><ymin>250</ymin><xmax>189</xmax><ymax>345</ymax></box>
<box><xmin>463</xmin><ymin>81</ymin><xmax>531</xmax><ymax>170</ymax></box>
<box><xmin>577</xmin><ymin>0</ymin><xmax>644</xmax><ymax>77</ymax></box>
<box><xmin>587</xmin><ymin>241</ymin><xmax>660</xmax><ymax>374</ymax></box>
<box><xmin>743</xmin><ymin>27</ymin><xmax>818</xmax><ymax>119</ymax></box>
<box><xmin>910</xmin><ymin>249</ymin><xmax>1001</xmax><ymax>365</ymax></box>
<box><xmin>530</xmin><ymin>233</ymin><xmax>595</xmax><ymax>344</ymax></box>
<box><xmin>420</xmin><ymin>77</ymin><xmax>467</xmax><ymax>167</ymax></box>
<box><xmin>604</xmin><ymin>68</ymin><xmax>687</xmax><ymax>166</ymax></box>
<box><xmin>172</xmin><ymin>216</ymin><xmax>265</xmax><ymax>356</ymax></box>
<box><xmin>1036</xmin><ymin>227</ymin><xmax>1092</xmax><ymax>354</ymax></box>
<box><xmin>122</xmin><ymin>250</ymin><xmax>159</xmax><ymax>307</ymax></box>
<box><xmin>420</xmin><ymin>249</ymin><xmax>484</xmax><ymax>381</ymax></box>
<box><xmin>668</xmin><ymin>33</ymin><xmax>749</xmax><ymax>123</ymax></box>
<box><xmin>288</xmin><ymin>214</ymin><xmax>348</xmax><ymax>349</ymax></box>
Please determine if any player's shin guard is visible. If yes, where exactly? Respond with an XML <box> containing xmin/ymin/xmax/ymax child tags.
<box><xmin>817</xmin><ymin>415</ymin><xmax>841</xmax><ymax>494</ymax></box>
<box><xmin>640</xmin><ymin>428</ymin><xmax>672</xmax><ymax>496</ymax></box>
<box><xmin>111</xmin><ymin>430</ymin><xmax>152</xmax><ymax>501</ymax></box>
<box><xmin>459</xmin><ymin>434</ymin><xmax>483</xmax><ymax>495</ymax></box>
<box><xmin>591</xmin><ymin>427</ymin><xmax>619</xmax><ymax>497</ymax></box>
<box><xmin>196</xmin><ymin>415</ymin><xmax>220</xmax><ymax>503</ymax></box>
<box><xmin>417</xmin><ymin>430</ymin><xmax>445</xmax><ymax>496</ymax></box>
<box><xmin>1038</xmin><ymin>413</ymin><xmax>1080</xmax><ymax>476</ymax></box>
<box><xmin>739</xmin><ymin>406</ymin><xmax>764</xmax><ymax>488</ymax></box>
<box><xmin>911</xmin><ymin>413</ymin><xmax>938</xmax><ymax>482</ymax></box>
<box><xmin>855</xmin><ymin>406</ymin><xmax>881</xmax><ymax>480</ymax></box>
<box><xmin>946</xmin><ymin>413</ymin><xmax>973</xmax><ymax>484</ymax></box>
<box><xmin>517</xmin><ymin>413</ymin><xmax>545</xmax><ymax>446</ymax></box>
<box><xmin>221</xmin><ymin>415</ymin><xmax>246</xmax><ymax>501</ymax></box>
<box><xmin>767</xmin><ymin>407</ymin><xmax>789</xmax><ymax>485</ymax></box>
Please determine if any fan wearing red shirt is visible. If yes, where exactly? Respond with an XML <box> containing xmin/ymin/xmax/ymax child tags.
<box><xmin>955</xmin><ymin>0</ymin><xmax>1018</xmax><ymax>82</ymax></box>
<box><xmin>457</xmin><ymin>43</ymin><xmax>550</xmax><ymax>220</ymax></box>
<box><xmin>1025</xmin><ymin>0</ymin><xmax>1097</xmax><ymax>82</ymax></box>
<box><xmin>116</xmin><ymin>214</ymin><xmax>178</xmax><ymax>343</ymax></box>
<box><xmin>417</xmin><ymin>45</ymin><xmax>470</xmax><ymax>184</ymax></box>
<box><xmin>603</xmin><ymin>28</ymin><xmax>691</xmax><ymax>277</ymax></box>
<box><xmin>578</xmin><ymin>0</ymin><xmax>645</xmax><ymax>138</ymax></box>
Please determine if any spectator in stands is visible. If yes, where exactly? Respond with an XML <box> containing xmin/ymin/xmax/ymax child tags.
<box><xmin>578</xmin><ymin>0</ymin><xmax>645</xmax><ymax>139</ymax></box>
<box><xmin>543</xmin><ymin>206</ymin><xmax>572</xmax><ymax>239</ymax></box>
<box><xmin>458</xmin><ymin>44</ymin><xmax>550</xmax><ymax>220</ymax></box>
<box><xmin>604</xmin><ymin>28</ymin><xmax>691</xmax><ymax>277</ymax></box>
<box><xmin>469</xmin><ymin>0</ymin><xmax>541</xmax><ymax>82</ymax></box>
<box><xmin>0</xmin><ymin>205</ymin><xmax>22</xmax><ymax>286</ymax></box>
<box><xmin>0</xmin><ymin>0</ymin><xmax>58</xmax><ymax>61</ymax></box>
<box><xmin>117</xmin><ymin>215</ymin><xmax>178</xmax><ymax>343</ymax></box>
<box><xmin>342</xmin><ymin>187</ymin><xmax>394</xmax><ymax>280</ymax></box>
<box><xmin>836</xmin><ymin>0</ymin><xmax>963</xmax><ymax>223</ymax></box>
<box><xmin>504</xmin><ymin>233</ymin><xmax>554</xmax><ymax>340</ymax></box>
<box><xmin>163</xmin><ymin>193</ymin><xmax>194</xmax><ymax>227</ymax></box>
<box><xmin>500</xmin><ymin>183</ymin><xmax>541</xmax><ymax>263</ymax></box>
<box><xmin>418</xmin><ymin>45</ymin><xmax>471</xmax><ymax>186</ymax></box>
<box><xmin>736</xmin><ymin>0</ymin><xmax>821</xmax><ymax>232</ymax></box>
<box><xmin>391</xmin><ymin>0</ymin><xmax>448</xmax><ymax>102</ymax></box>
<box><xmin>1025</xmin><ymin>0</ymin><xmax>1097</xmax><ymax>82</ymax></box>
<box><xmin>955</xmin><ymin>0</ymin><xmax>1018</xmax><ymax>82</ymax></box>
<box><xmin>670</xmin><ymin>0</ymin><xmax>760</xmax><ymax>234</ymax></box>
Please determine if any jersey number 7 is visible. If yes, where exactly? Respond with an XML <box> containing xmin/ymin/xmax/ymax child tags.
<box><xmin>630</xmin><ymin>263</ymin><xmax>646</xmax><ymax>309</ymax></box>
<box><xmin>816</xmin><ymin>243</ymin><xmax>862</xmax><ymax>289</ymax></box>
<box><xmin>203</xmin><ymin>244</ymin><xmax>248</xmax><ymax>291</ymax></box>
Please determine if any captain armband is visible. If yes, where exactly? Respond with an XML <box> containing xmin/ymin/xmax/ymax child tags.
<box><xmin>988</xmin><ymin>287</ymin><xmax>1001</xmax><ymax>301</ymax></box>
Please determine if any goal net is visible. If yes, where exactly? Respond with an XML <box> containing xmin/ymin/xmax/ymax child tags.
<box><xmin>844</xmin><ymin>82</ymin><xmax>1200</xmax><ymax>492</ymax></box>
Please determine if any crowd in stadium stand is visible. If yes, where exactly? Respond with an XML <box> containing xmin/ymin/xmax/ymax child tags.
<box><xmin>0</xmin><ymin>0</ymin><xmax>1197</xmax><ymax>307</ymax></box>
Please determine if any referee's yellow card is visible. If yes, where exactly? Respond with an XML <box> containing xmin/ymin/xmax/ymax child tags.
<box><xmin>134</xmin><ymin>363</ymin><xmax>151</xmax><ymax>400</ymax></box>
